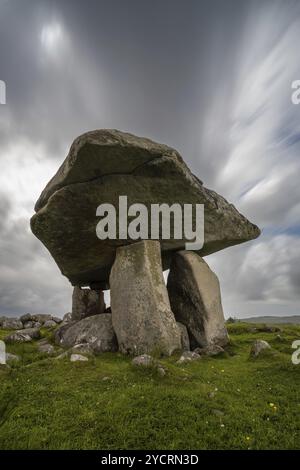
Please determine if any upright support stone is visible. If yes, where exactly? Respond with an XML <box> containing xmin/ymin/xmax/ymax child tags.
<box><xmin>71</xmin><ymin>286</ymin><xmax>105</xmax><ymax>321</ymax></box>
<box><xmin>110</xmin><ymin>240</ymin><xmax>181</xmax><ymax>356</ymax></box>
<box><xmin>167</xmin><ymin>251</ymin><xmax>228</xmax><ymax>349</ymax></box>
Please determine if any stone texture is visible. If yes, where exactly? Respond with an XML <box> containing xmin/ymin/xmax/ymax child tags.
<box><xmin>37</xmin><ymin>341</ymin><xmax>55</xmax><ymax>354</ymax></box>
<box><xmin>177</xmin><ymin>322</ymin><xmax>190</xmax><ymax>351</ymax></box>
<box><xmin>132</xmin><ymin>354</ymin><xmax>154</xmax><ymax>367</ymax></box>
<box><xmin>110</xmin><ymin>240</ymin><xmax>181</xmax><ymax>356</ymax></box>
<box><xmin>167</xmin><ymin>251</ymin><xmax>229</xmax><ymax>349</ymax></box>
<box><xmin>31</xmin><ymin>129</ymin><xmax>260</xmax><ymax>288</ymax></box>
<box><xmin>30</xmin><ymin>314</ymin><xmax>53</xmax><ymax>324</ymax></box>
<box><xmin>2</xmin><ymin>318</ymin><xmax>23</xmax><ymax>330</ymax></box>
<box><xmin>5</xmin><ymin>328</ymin><xmax>41</xmax><ymax>343</ymax></box>
<box><xmin>70</xmin><ymin>354</ymin><xmax>88</xmax><ymax>362</ymax></box>
<box><xmin>55</xmin><ymin>314</ymin><xmax>117</xmax><ymax>353</ymax></box>
<box><xmin>71</xmin><ymin>286</ymin><xmax>105</xmax><ymax>321</ymax></box>
<box><xmin>194</xmin><ymin>344</ymin><xmax>225</xmax><ymax>356</ymax></box>
<box><xmin>177</xmin><ymin>351</ymin><xmax>201</xmax><ymax>364</ymax></box>
<box><xmin>43</xmin><ymin>320</ymin><xmax>57</xmax><ymax>328</ymax></box>
<box><xmin>250</xmin><ymin>340</ymin><xmax>271</xmax><ymax>357</ymax></box>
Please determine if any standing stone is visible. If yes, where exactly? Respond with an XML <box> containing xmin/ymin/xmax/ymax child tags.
<box><xmin>71</xmin><ymin>286</ymin><xmax>105</xmax><ymax>321</ymax></box>
<box><xmin>110</xmin><ymin>240</ymin><xmax>181</xmax><ymax>356</ymax></box>
<box><xmin>167</xmin><ymin>251</ymin><xmax>228</xmax><ymax>349</ymax></box>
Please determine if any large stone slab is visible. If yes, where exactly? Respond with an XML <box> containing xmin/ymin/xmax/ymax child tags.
<box><xmin>30</xmin><ymin>130</ymin><xmax>260</xmax><ymax>287</ymax></box>
<box><xmin>71</xmin><ymin>286</ymin><xmax>105</xmax><ymax>321</ymax></box>
<box><xmin>55</xmin><ymin>314</ymin><xmax>117</xmax><ymax>353</ymax></box>
<box><xmin>167</xmin><ymin>251</ymin><xmax>228</xmax><ymax>349</ymax></box>
<box><xmin>110</xmin><ymin>240</ymin><xmax>181</xmax><ymax>356</ymax></box>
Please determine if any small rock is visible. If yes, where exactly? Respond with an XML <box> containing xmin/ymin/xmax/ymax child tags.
<box><xmin>37</xmin><ymin>342</ymin><xmax>54</xmax><ymax>354</ymax></box>
<box><xmin>23</xmin><ymin>321</ymin><xmax>34</xmax><ymax>329</ymax></box>
<box><xmin>62</xmin><ymin>312</ymin><xmax>72</xmax><ymax>323</ymax></box>
<box><xmin>6</xmin><ymin>353</ymin><xmax>20</xmax><ymax>363</ymax></box>
<box><xmin>43</xmin><ymin>320</ymin><xmax>57</xmax><ymax>328</ymax></box>
<box><xmin>250</xmin><ymin>340</ymin><xmax>271</xmax><ymax>357</ymax></box>
<box><xmin>132</xmin><ymin>354</ymin><xmax>154</xmax><ymax>367</ymax></box>
<box><xmin>71</xmin><ymin>343</ymin><xmax>93</xmax><ymax>355</ymax></box>
<box><xmin>70</xmin><ymin>354</ymin><xmax>89</xmax><ymax>362</ymax></box>
<box><xmin>157</xmin><ymin>366</ymin><xmax>166</xmax><ymax>376</ymax></box>
<box><xmin>52</xmin><ymin>316</ymin><xmax>63</xmax><ymax>324</ymax></box>
<box><xmin>177</xmin><ymin>350</ymin><xmax>201</xmax><ymax>364</ymax></box>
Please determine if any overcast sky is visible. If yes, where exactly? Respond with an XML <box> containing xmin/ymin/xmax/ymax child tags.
<box><xmin>0</xmin><ymin>0</ymin><xmax>299</xmax><ymax>318</ymax></box>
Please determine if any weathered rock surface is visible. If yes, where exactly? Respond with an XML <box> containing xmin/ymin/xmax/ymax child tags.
<box><xmin>2</xmin><ymin>318</ymin><xmax>23</xmax><ymax>330</ymax></box>
<box><xmin>43</xmin><ymin>320</ymin><xmax>57</xmax><ymax>328</ymax></box>
<box><xmin>177</xmin><ymin>350</ymin><xmax>201</xmax><ymax>364</ymax></box>
<box><xmin>177</xmin><ymin>322</ymin><xmax>190</xmax><ymax>351</ymax></box>
<box><xmin>71</xmin><ymin>286</ymin><xmax>105</xmax><ymax>321</ymax></box>
<box><xmin>194</xmin><ymin>344</ymin><xmax>225</xmax><ymax>356</ymax></box>
<box><xmin>37</xmin><ymin>340</ymin><xmax>55</xmax><ymax>354</ymax></box>
<box><xmin>132</xmin><ymin>354</ymin><xmax>154</xmax><ymax>367</ymax></box>
<box><xmin>167</xmin><ymin>251</ymin><xmax>229</xmax><ymax>349</ymax></box>
<box><xmin>31</xmin><ymin>129</ymin><xmax>260</xmax><ymax>287</ymax></box>
<box><xmin>70</xmin><ymin>354</ymin><xmax>88</xmax><ymax>362</ymax></box>
<box><xmin>110</xmin><ymin>240</ymin><xmax>181</xmax><ymax>356</ymax></box>
<box><xmin>5</xmin><ymin>327</ymin><xmax>41</xmax><ymax>343</ymax></box>
<box><xmin>55</xmin><ymin>314</ymin><xmax>117</xmax><ymax>353</ymax></box>
<box><xmin>250</xmin><ymin>340</ymin><xmax>271</xmax><ymax>357</ymax></box>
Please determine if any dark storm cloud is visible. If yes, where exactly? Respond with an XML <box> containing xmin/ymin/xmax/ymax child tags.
<box><xmin>0</xmin><ymin>0</ymin><xmax>299</xmax><ymax>317</ymax></box>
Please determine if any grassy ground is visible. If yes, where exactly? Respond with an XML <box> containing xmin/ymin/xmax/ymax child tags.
<box><xmin>0</xmin><ymin>323</ymin><xmax>299</xmax><ymax>450</ymax></box>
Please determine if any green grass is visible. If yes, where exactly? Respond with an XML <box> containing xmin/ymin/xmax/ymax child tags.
<box><xmin>0</xmin><ymin>323</ymin><xmax>299</xmax><ymax>450</ymax></box>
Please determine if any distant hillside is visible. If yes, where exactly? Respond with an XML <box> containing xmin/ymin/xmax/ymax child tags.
<box><xmin>239</xmin><ymin>316</ymin><xmax>300</xmax><ymax>324</ymax></box>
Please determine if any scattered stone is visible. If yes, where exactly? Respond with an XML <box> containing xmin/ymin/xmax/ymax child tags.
<box><xmin>177</xmin><ymin>350</ymin><xmax>201</xmax><ymax>364</ymax></box>
<box><xmin>55</xmin><ymin>314</ymin><xmax>118</xmax><ymax>353</ymax></box>
<box><xmin>37</xmin><ymin>342</ymin><xmax>55</xmax><ymax>354</ymax></box>
<box><xmin>31</xmin><ymin>129</ymin><xmax>260</xmax><ymax>288</ymax></box>
<box><xmin>250</xmin><ymin>340</ymin><xmax>271</xmax><ymax>357</ymax></box>
<box><xmin>5</xmin><ymin>327</ymin><xmax>41</xmax><ymax>343</ymax></box>
<box><xmin>23</xmin><ymin>321</ymin><xmax>34</xmax><ymax>329</ymax></box>
<box><xmin>167</xmin><ymin>251</ymin><xmax>229</xmax><ymax>350</ymax></box>
<box><xmin>177</xmin><ymin>322</ymin><xmax>190</xmax><ymax>351</ymax></box>
<box><xmin>132</xmin><ymin>354</ymin><xmax>154</xmax><ymax>367</ymax></box>
<box><xmin>2</xmin><ymin>318</ymin><xmax>23</xmax><ymax>330</ymax></box>
<box><xmin>6</xmin><ymin>353</ymin><xmax>20</xmax><ymax>363</ymax></box>
<box><xmin>43</xmin><ymin>320</ymin><xmax>57</xmax><ymax>328</ymax></box>
<box><xmin>110</xmin><ymin>240</ymin><xmax>181</xmax><ymax>356</ymax></box>
<box><xmin>194</xmin><ymin>345</ymin><xmax>225</xmax><ymax>357</ymax></box>
<box><xmin>70</xmin><ymin>354</ymin><xmax>89</xmax><ymax>362</ymax></box>
<box><xmin>71</xmin><ymin>286</ymin><xmax>106</xmax><ymax>321</ymax></box>
<box><xmin>52</xmin><ymin>316</ymin><xmax>63</xmax><ymax>324</ymax></box>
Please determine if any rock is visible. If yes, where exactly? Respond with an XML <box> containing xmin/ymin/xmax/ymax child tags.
<box><xmin>55</xmin><ymin>314</ymin><xmax>117</xmax><ymax>353</ymax></box>
<box><xmin>110</xmin><ymin>240</ymin><xmax>181</xmax><ymax>356</ymax></box>
<box><xmin>132</xmin><ymin>354</ymin><xmax>154</xmax><ymax>367</ymax></box>
<box><xmin>6</xmin><ymin>353</ymin><xmax>20</xmax><ymax>363</ymax></box>
<box><xmin>33</xmin><ymin>321</ymin><xmax>42</xmax><ymax>328</ymax></box>
<box><xmin>43</xmin><ymin>320</ymin><xmax>57</xmax><ymax>328</ymax></box>
<box><xmin>31</xmin><ymin>129</ymin><xmax>260</xmax><ymax>288</ymax></box>
<box><xmin>177</xmin><ymin>322</ymin><xmax>190</xmax><ymax>351</ymax></box>
<box><xmin>167</xmin><ymin>251</ymin><xmax>229</xmax><ymax>349</ymax></box>
<box><xmin>71</xmin><ymin>286</ymin><xmax>105</xmax><ymax>321</ymax></box>
<box><xmin>20</xmin><ymin>313</ymin><xmax>32</xmax><ymax>323</ymax></box>
<box><xmin>250</xmin><ymin>340</ymin><xmax>271</xmax><ymax>357</ymax></box>
<box><xmin>5</xmin><ymin>327</ymin><xmax>41</xmax><ymax>343</ymax></box>
<box><xmin>30</xmin><ymin>314</ymin><xmax>52</xmax><ymax>324</ymax></box>
<box><xmin>70</xmin><ymin>354</ymin><xmax>89</xmax><ymax>362</ymax></box>
<box><xmin>23</xmin><ymin>321</ymin><xmax>34</xmax><ymax>329</ymax></box>
<box><xmin>62</xmin><ymin>312</ymin><xmax>72</xmax><ymax>323</ymax></box>
<box><xmin>2</xmin><ymin>318</ymin><xmax>23</xmax><ymax>330</ymax></box>
<box><xmin>177</xmin><ymin>350</ymin><xmax>201</xmax><ymax>364</ymax></box>
<box><xmin>194</xmin><ymin>345</ymin><xmax>225</xmax><ymax>356</ymax></box>
<box><xmin>52</xmin><ymin>316</ymin><xmax>63</xmax><ymax>324</ymax></box>
<box><xmin>157</xmin><ymin>366</ymin><xmax>166</xmax><ymax>376</ymax></box>
<box><xmin>37</xmin><ymin>342</ymin><xmax>55</xmax><ymax>354</ymax></box>
<box><xmin>71</xmin><ymin>343</ymin><xmax>93</xmax><ymax>355</ymax></box>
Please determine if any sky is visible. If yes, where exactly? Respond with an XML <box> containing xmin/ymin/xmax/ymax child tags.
<box><xmin>0</xmin><ymin>0</ymin><xmax>299</xmax><ymax>318</ymax></box>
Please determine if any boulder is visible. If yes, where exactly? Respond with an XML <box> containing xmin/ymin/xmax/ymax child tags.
<box><xmin>52</xmin><ymin>316</ymin><xmax>63</xmax><ymax>324</ymax></box>
<box><xmin>37</xmin><ymin>341</ymin><xmax>55</xmax><ymax>354</ymax></box>
<box><xmin>194</xmin><ymin>344</ymin><xmax>225</xmax><ymax>356</ymax></box>
<box><xmin>30</xmin><ymin>314</ymin><xmax>52</xmax><ymax>324</ymax></box>
<box><xmin>62</xmin><ymin>312</ymin><xmax>72</xmax><ymax>323</ymax></box>
<box><xmin>110</xmin><ymin>240</ymin><xmax>181</xmax><ymax>356</ymax></box>
<box><xmin>71</xmin><ymin>286</ymin><xmax>105</xmax><ymax>321</ymax></box>
<box><xmin>2</xmin><ymin>318</ymin><xmax>23</xmax><ymax>330</ymax></box>
<box><xmin>132</xmin><ymin>354</ymin><xmax>154</xmax><ymax>367</ymax></box>
<box><xmin>55</xmin><ymin>314</ymin><xmax>117</xmax><ymax>353</ymax></box>
<box><xmin>23</xmin><ymin>321</ymin><xmax>34</xmax><ymax>329</ymax></box>
<box><xmin>250</xmin><ymin>340</ymin><xmax>271</xmax><ymax>357</ymax></box>
<box><xmin>20</xmin><ymin>313</ymin><xmax>32</xmax><ymax>323</ymax></box>
<box><xmin>30</xmin><ymin>129</ymin><xmax>260</xmax><ymax>288</ymax></box>
<box><xmin>5</xmin><ymin>327</ymin><xmax>41</xmax><ymax>343</ymax></box>
<box><xmin>167</xmin><ymin>251</ymin><xmax>229</xmax><ymax>349</ymax></box>
<box><xmin>177</xmin><ymin>322</ymin><xmax>190</xmax><ymax>351</ymax></box>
